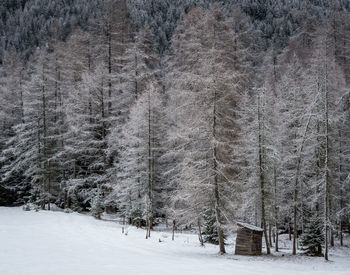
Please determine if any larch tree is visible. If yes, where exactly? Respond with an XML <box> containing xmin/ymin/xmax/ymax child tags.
<box><xmin>312</xmin><ymin>30</ymin><xmax>347</xmax><ymax>261</ymax></box>
<box><xmin>104</xmin><ymin>24</ymin><xmax>162</xmax><ymax>221</ymax></box>
<box><xmin>276</xmin><ymin>52</ymin><xmax>316</xmax><ymax>255</ymax></box>
<box><xmin>2</xmin><ymin>47</ymin><xmax>61</xmax><ymax>209</ymax></box>
<box><xmin>166</xmin><ymin>4</ymin><xmax>252</xmax><ymax>253</ymax></box>
<box><xmin>0</xmin><ymin>49</ymin><xmax>28</xmax><ymax>204</ymax></box>
<box><xmin>117</xmin><ymin>83</ymin><xmax>165</xmax><ymax>238</ymax></box>
<box><xmin>63</xmin><ymin>29</ymin><xmax>104</xmax><ymax>210</ymax></box>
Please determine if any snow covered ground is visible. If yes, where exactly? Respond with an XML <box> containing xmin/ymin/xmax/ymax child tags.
<box><xmin>0</xmin><ymin>207</ymin><xmax>349</xmax><ymax>275</ymax></box>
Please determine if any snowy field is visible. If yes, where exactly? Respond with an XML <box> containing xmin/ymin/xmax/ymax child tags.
<box><xmin>0</xmin><ymin>207</ymin><xmax>349</xmax><ymax>275</ymax></box>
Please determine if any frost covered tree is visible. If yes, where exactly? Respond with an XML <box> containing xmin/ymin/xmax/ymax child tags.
<box><xmin>337</xmin><ymin>94</ymin><xmax>350</xmax><ymax>246</ymax></box>
<box><xmin>0</xmin><ymin>50</ymin><xmax>28</xmax><ymax>204</ymax></box>
<box><xmin>277</xmin><ymin>53</ymin><xmax>316</xmax><ymax>255</ymax></box>
<box><xmin>62</xmin><ymin>29</ymin><xmax>103</xmax><ymax>210</ymax></box>
<box><xmin>275</xmin><ymin>26</ymin><xmax>349</xmax><ymax>259</ymax></box>
<box><xmin>167</xmin><ymin>4</ymin><xmax>253</xmax><ymax>253</ymax></box>
<box><xmin>116</xmin><ymin>83</ymin><xmax>165</xmax><ymax>238</ymax></box>
<box><xmin>1</xmin><ymin>47</ymin><xmax>64</xmax><ymax>209</ymax></box>
<box><xmin>91</xmin><ymin>188</ymin><xmax>104</xmax><ymax>219</ymax></box>
<box><xmin>104</xmin><ymin>23</ymin><xmax>164</xmax><ymax>223</ymax></box>
<box><xmin>310</xmin><ymin>29</ymin><xmax>348</xmax><ymax>261</ymax></box>
<box><xmin>64</xmin><ymin>63</ymin><xmax>108</xmax><ymax>210</ymax></box>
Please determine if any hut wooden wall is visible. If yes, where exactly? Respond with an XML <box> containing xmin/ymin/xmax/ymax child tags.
<box><xmin>235</xmin><ymin>227</ymin><xmax>262</xmax><ymax>256</ymax></box>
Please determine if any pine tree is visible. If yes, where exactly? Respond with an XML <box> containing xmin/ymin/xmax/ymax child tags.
<box><xmin>300</xmin><ymin>214</ymin><xmax>324</xmax><ymax>256</ymax></box>
<box><xmin>202</xmin><ymin>208</ymin><xmax>226</xmax><ymax>245</ymax></box>
<box><xmin>91</xmin><ymin>189</ymin><xmax>104</xmax><ymax>219</ymax></box>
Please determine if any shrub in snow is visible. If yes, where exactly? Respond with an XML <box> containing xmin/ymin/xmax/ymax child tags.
<box><xmin>22</xmin><ymin>203</ymin><xmax>39</xmax><ymax>211</ymax></box>
<box><xmin>70</xmin><ymin>193</ymin><xmax>82</xmax><ymax>212</ymax></box>
<box><xmin>129</xmin><ymin>208</ymin><xmax>145</xmax><ymax>228</ymax></box>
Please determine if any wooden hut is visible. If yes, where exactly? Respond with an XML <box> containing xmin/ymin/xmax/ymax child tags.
<box><xmin>235</xmin><ymin>222</ymin><xmax>263</xmax><ymax>256</ymax></box>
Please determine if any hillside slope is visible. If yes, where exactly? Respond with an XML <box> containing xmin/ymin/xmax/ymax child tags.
<box><xmin>0</xmin><ymin>207</ymin><xmax>349</xmax><ymax>275</ymax></box>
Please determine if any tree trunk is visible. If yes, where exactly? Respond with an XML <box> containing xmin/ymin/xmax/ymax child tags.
<box><xmin>292</xmin><ymin>200</ymin><xmax>298</xmax><ymax>255</ymax></box>
<box><xmin>212</xmin><ymin>82</ymin><xmax>225</xmax><ymax>255</ymax></box>
<box><xmin>339</xmin><ymin>130</ymin><xmax>344</xmax><ymax>246</ymax></box>
<box><xmin>293</xmin><ymin>111</ymin><xmax>312</xmax><ymax>255</ymax></box>
<box><xmin>41</xmin><ymin>62</ymin><xmax>48</xmax><ymax>210</ymax></box>
<box><xmin>47</xmin><ymin>160</ymin><xmax>51</xmax><ymax>211</ymax></box>
<box><xmin>146</xmin><ymin>217</ymin><xmax>151</xmax><ymax>239</ymax></box>
<box><xmin>19</xmin><ymin>69</ymin><xmax>24</xmax><ymax>123</ymax></box>
<box><xmin>324</xmin><ymin>68</ymin><xmax>329</xmax><ymax>261</ymax></box>
<box><xmin>172</xmin><ymin>220</ymin><xmax>176</xmax><ymax>241</ymax></box>
<box><xmin>198</xmin><ymin>219</ymin><xmax>204</xmax><ymax>246</ymax></box>
<box><xmin>340</xmin><ymin>221</ymin><xmax>343</xmax><ymax>246</ymax></box>
<box><xmin>275</xmin><ymin>228</ymin><xmax>279</xmax><ymax>252</ymax></box>
<box><xmin>289</xmin><ymin>222</ymin><xmax>292</xmax><ymax>241</ymax></box>
<box><xmin>64</xmin><ymin>189</ymin><xmax>68</xmax><ymax>209</ymax></box>
<box><xmin>134</xmin><ymin>52</ymin><xmax>139</xmax><ymax>99</ymax></box>
<box><xmin>273</xmin><ymin>163</ymin><xmax>279</xmax><ymax>252</ymax></box>
<box><xmin>330</xmin><ymin>228</ymin><xmax>334</xmax><ymax>247</ymax></box>
<box><xmin>145</xmin><ymin>89</ymin><xmax>153</xmax><ymax>240</ymax></box>
<box><xmin>107</xmin><ymin>23</ymin><xmax>112</xmax><ymax>116</ymax></box>
<box><xmin>258</xmin><ymin>93</ymin><xmax>270</xmax><ymax>255</ymax></box>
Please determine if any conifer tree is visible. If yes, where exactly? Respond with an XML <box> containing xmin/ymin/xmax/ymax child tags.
<box><xmin>167</xmin><ymin>4</ymin><xmax>253</xmax><ymax>254</ymax></box>
<box><xmin>91</xmin><ymin>188</ymin><xmax>104</xmax><ymax>219</ymax></box>
<box><xmin>300</xmin><ymin>214</ymin><xmax>324</xmax><ymax>256</ymax></box>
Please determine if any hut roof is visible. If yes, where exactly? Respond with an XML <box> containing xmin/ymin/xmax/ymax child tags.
<box><xmin>237</xmin><ymin>222</ymin><xmax>263</xmax><ymax>232</ymax></box>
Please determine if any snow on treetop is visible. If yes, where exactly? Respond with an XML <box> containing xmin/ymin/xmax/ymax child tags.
<box><xmin>237</xmin><ymin>222</ymin><xmax>264</xmax><ymax>232</ymax></box>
